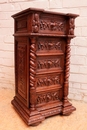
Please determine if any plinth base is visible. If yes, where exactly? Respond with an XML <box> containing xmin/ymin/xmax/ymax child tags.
<box><xmin>11</xmin><ymin>97</ymin><xmax>45</xmax><ymax>126</ymax></box>
<box><xmin>62</xmin><ymin>101</ymin><xmax>76</xmax><ymax>115</ymax></box>
<box><xmin>11</xmin><ymin>97</ymin><xmax>76</xmax><ymax>125</ymax></box>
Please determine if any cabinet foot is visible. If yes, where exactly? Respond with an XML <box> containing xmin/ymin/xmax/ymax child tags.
<box><xmin>11</xmin><ymin>97</ymin><xmax>45</xmax><ymax>126</ymax></box>
<box><xmin>62</xmin><ymin>101</ymin><xmax>76</xmax><ymax>115</ymax></box>
<box><xmin>31</xmin><ymin>122</ymin><xmax>41</xmax><ymax>126</ymax></box>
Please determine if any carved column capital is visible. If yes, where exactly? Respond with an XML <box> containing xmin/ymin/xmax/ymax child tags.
<box><xmin>32</xmin><ymin>13</ymin><xmax>40</xmax><ymax>33</ymax></box>
<box><xmin>69</xmin><ymin>17</ymin><xmax>75</xmax><ymax>35</ymax></box>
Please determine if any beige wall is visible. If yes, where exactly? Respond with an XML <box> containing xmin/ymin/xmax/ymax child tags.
<box><xmin>0</xmin><ymin>0</ymin><xmax>87</xmax><ymax>102</ymax></box>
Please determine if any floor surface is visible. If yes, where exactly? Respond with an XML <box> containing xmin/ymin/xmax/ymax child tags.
<box><xmin>0</xmin><ymin>88</ymin><xmax>87</xmax><ymax>130</ymax></box>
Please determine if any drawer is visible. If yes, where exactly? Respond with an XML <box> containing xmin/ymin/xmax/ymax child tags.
<box><xmin>36</xmin><ymin>72</ymin><xmax>63</xmax><ymax>89</ymax></box>
<box><xmin>36</xmin><ymin>37</ymin><xmax>66</xmax><ymax>55</ymax></box>
<box><xmin>36</xmin><ymin>89</ymin><xmax>62</xmax><ymax>105</ymax></box>
<box><xmin>39</xmin><ymin>13</ymin><xmax>66</xmax><ymax>34</ymax></box>
<box><xmin>36</xmin><ymin>55</ymin><xmax>64</xmax><ymax>73</ymax></box>
<box><xmin>32</xmin><ymin>13</ymin><xmax>67</xmax><ymax>35</ymax></box>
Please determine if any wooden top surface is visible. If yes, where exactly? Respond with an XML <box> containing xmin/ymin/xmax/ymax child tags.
<box><xmin>12</xmin><ymin>7</ymin><xmax>79</xmax><ymax>18</ymax></box>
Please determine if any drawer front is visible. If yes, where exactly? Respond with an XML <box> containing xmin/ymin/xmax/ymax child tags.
<box><xmin>32</xmin><ymin>13</ymin><xmax>66</xmax><ymax>34</ymax></box>
<box><xmin>36</xmin><ymin>73</ymin><xmax>63</xmax><ymax>89</ymax></box>
<box><xmin>40</xmin><ymin>14</ymin><xmax>66</xmax><ymax>34</ymax></box>
<box><xmin>36</xmin><ymin>90</ymin><xmax>61</xmax><ymax>105</ymax></box>
<box><xmin>36</xmin><ymin>37</ymin><xmax>66</xmax><ymax>54</ymax></box>
<box><xmin>36</xmin><ymin>55</ymin><xmax>64</xmax><ymax>72</ymax></box>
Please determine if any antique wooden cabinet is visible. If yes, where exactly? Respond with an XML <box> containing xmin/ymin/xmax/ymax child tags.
<box><xmin>11</xmin><ymin>8</ymin><xmax>78</xmax><ymax>126</ymax></box>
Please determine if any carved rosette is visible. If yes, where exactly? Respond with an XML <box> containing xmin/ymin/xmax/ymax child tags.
<box><xmin>30</xmin><ymin>37</ymin><xmax>36</xmax><ymax>110</ymax></box>
<box><xmin>32</xmin><ymin>13</ymin><xmax>39</xmax><ymax>33</ymax></box>
<box><xmin>69</xmin><ymin>18</ymin><xmax>75</xmax><ymax>35</ymax></box>
<box><xmin>64</xmin><ymin>38</ymin><xmax>71</xmax><ymax>102</ymax></box>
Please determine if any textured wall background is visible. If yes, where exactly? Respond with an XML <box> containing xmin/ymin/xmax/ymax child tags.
<box><xmin>0</xmin><ymin>0</ymin><xmax>87</xmax><ymax>102</ymax></box>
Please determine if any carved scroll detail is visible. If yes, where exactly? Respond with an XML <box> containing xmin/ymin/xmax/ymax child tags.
<box><xmin>37</xmin><ymin>75</ymin><xmax>60</xmax><ymax>87</ymax></box>
<box><xmin>37</xmin><ymin>59</ymin><xmax>60</xmax><ymax>69</ymax></box>
<box><xmin>32</xmin><ymin>14</ymin><xmax>39</xmax><ymax>33</ymax></box>
<box><xmin>37</xmin><ymin>91</ymin><xmax>59</xmax><ymax>104</ymax></box>
<box><xmin>30</xmin><ymin>37</ymin><xmax>36</xmax><ymax>110</ymax></box>
<box><xmin>69</xmin><ymin>18</ymin><xmax>75</xmax><ymax>35</ymax></box>
<box><xmin>64</xmin><ymin>38</ymin><xmax>71</xmax><ymax>102</ymax></box>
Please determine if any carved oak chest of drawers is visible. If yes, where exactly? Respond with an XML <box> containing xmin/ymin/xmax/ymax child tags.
<box><xmin>11</xmin><ymin>8</ymin><xmax>78</xmax><ymax>126</ymax></box>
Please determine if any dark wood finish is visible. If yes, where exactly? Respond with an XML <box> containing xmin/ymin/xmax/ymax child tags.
<box><xmin>11</xmin><ymin>8</ymin><xmax>78</xmax><ymax>126</ymax></box>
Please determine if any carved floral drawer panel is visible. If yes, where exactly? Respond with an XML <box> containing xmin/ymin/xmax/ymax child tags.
<box><xmin>36</xmin><ymin>37</ymin><xmax>66</xmax><ymax>55</ymax></box>
<box><xmin>36</xmin><ymin>73</ymin><xmax>63</xmax><ymax>88</ymax></box>
<box><xmin>36</xmin><ymin>56</ymin><xmax>64</xmax><ymax>72</ymax></box>
<box><xmin>36</xmin><ymin>89</ymin><xmax>62</xmax><ymax>107</ymax></box>
<box><xmin>37</xmin><ymin>13</ymin><xmax>66</xmax><ymax>34</ymax></box>
<box><xmin>11</xmin><ymin>8</ymin><xmax>78</xmax><ymax>126</ymax></box>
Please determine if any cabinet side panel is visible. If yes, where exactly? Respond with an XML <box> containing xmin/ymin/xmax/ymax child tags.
<box><xmin>15</xmin><ymin>37</ymin><xmax>28</xmax><ymax>106</ymax></box>
<box><xmin>15</xmin><ymin>15</ymin><xmax>28</xmax><ymax>33</ymax></box>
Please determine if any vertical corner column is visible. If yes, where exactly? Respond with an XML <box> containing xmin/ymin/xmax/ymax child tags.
<box><xmin>30</xmin><ymin>37</ymin><xmax>37</xmax><ymax>111</ymax></box>
<box><xmin>62</xmin><ymin>38</ymin><xmax>76</xmax><ymax>115</ymax></box>
<box><xmin>64</xmin><ymin>38</ymin><xmax>71</xmax><ymax>104</ymax></box>
<box><xmin>29</xmin><ymin>37</ymin><xmax>45</xmax><ymax>126</ymax></box>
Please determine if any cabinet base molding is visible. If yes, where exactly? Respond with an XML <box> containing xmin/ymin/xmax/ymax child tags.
<box><xmin>11</xmin><ymin>97</ymin><xmax>45</xmax><ymax>126</ymax></box>
<box><xmin>62</xmin><ymin>101</ymin><xmax>76</xmax><ymax>115</ymax></box>
<box><xmin>11</xmin><ymin>97</ymin><xmax>76</xmax><ymax>125</ymax></box>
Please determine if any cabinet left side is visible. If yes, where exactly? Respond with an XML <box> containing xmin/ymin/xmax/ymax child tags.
<box><xmin>11</xmin><ymin>12</ymin><xmax>32</xmax><ymax>108</ymax></box>
<box><xmin>13</xmin><ymin>37</ymin><xmax>29</xmax><ymax>107</ymax></box>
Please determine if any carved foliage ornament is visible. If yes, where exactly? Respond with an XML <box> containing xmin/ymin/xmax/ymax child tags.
<box><xmin>38</xmin><ymin>40</ymin><xmax>61</xmax><ymax>51</ymax></box>
<box><xmin>32</xmin><ymin>13</ymin><xmax>65</xmax><ymax>33</ymax></box>
<box><xmin>40</xmin><ymin>20</ymin><xmax>65</xmax><ymax>32</ymax></box>
<box><xmin>37</xmin><ymin>75</ymin><xmax>60</xmax><ymax>87</ymax></box>
<box><xmin>37</xmin><ymin>58</ymin><xmax>60</xmax><ymax>69</ymax></box>
<box><xmin>37</xmin><ymin>91</ymin><xmax>59</xmax><ymax>104</ymax></box>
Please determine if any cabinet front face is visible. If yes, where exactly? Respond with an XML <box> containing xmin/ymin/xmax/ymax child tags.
<box><xmin>34</xmin><ymin>36</ymin><xmax>66</xmax><ymax>111</ymax></box>
<box><xmin>15</xmin><ymin>37</ymin><xmax>29</xmax><ymax>107</ymax></box>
